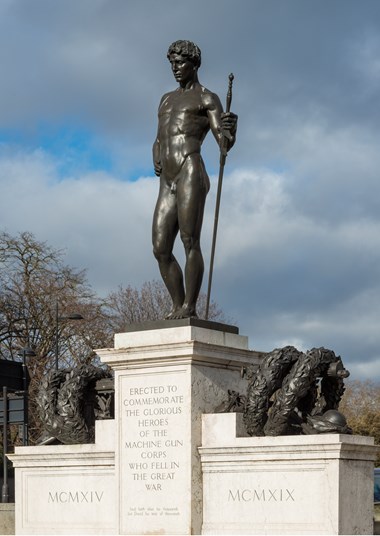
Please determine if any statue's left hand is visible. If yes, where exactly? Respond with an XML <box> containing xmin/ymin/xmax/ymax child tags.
<box><xmin>220</xmin><ymin>112</ymin><xmax>238</xmax><ymax>151</ymax></box>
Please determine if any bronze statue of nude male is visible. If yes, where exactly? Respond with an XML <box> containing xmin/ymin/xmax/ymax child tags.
<box><xmin>152</xmin><ymin>40</ymin><xmax>238</xmax><ymax>319</ymax></box>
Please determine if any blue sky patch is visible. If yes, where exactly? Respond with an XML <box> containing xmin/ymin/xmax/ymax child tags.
<box><xmin>36</xmin><ymin>122</ymin><xmax>113</xmax><ymax>178</ymax></box>
<box><xmin>0</xmin><ymin>122</ymin><xmax>114</xmax><ymax>179</ymax></box>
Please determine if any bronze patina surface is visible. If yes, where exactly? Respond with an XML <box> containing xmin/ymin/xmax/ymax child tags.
<box><xmin>152</xmin><ymin>40</ymin><xmax>237</xmax><ymax>320</ymax></box>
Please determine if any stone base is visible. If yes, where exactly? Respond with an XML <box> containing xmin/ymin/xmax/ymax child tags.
<box><xmin>11</xmin><ymin>324</ymin><xmax>373</xmax><ymax>535</ymax></box>
<box><xmin>199</xmin><ymin>413</ymin><xmax>377</xmax><ymax>535</ymax></box>
<box><xmin>0</xmin><ymin>503</ymin><xmax>15</xmax><ymax>535</ymax></box>
<box><xmin>8</xmin><ymin>421</ymin><xmax>116</xmax><ymax>535</ymax></box>
<box><xmin>98</xmin><ymin>323</ymin><xmax>260</xmax><ymax>535</ymax></box>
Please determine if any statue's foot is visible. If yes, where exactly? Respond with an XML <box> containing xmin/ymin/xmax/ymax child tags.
<box><xmin>168</xmin><ymin>305</ymin><xmax>197</xmax><ymax>319</ymax></box>
<box><xmin>165</xmin><ymin>307</ymin><xmax>182</xmax><ymax>320</ymax></box>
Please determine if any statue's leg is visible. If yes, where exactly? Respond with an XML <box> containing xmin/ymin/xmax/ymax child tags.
<box><xmin>175</xmin><ymin>155</ymin><xmax>209</xmax><ymax>318</ymax></box>
<box><xmin>152</xmin><ymin>177</ymin><xmax>185</xmax><ymax>317</ymax></box>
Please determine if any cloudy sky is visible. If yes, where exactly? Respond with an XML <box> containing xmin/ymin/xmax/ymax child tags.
<box><xmin>0</xmin><ymin>0</ymin><xmax>379</xmax><ymax>380</ymax></box>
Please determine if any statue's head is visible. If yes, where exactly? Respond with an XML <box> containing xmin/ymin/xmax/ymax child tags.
<box><xmin>167</xmin><ymin>40</ymin><xmax>201</xmax><ymax>69</ymax></box>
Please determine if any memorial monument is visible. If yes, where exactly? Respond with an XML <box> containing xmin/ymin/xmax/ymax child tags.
<box><xmin>7</xmin><ymin>41</ymin><xmax>377</xmax><ymax>536</ymax></box>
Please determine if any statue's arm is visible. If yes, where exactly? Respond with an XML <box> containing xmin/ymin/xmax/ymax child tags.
<box><xmin>152</xmin><ymin>93</ymin><xmax>172</xmax><ymax>176</ymax></box>
<box><xmin>205</xmin><ymin>91</ymin><xmax>237</xmax><ymax>151</ymax></box>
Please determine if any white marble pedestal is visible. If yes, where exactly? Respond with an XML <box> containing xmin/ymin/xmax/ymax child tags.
<box><xmin>199</xmin><ymin>413</ymin><xmax>378</xmax><ymax>535</ymax></box>
<box><xmin>8</xmin><ymin>421</ymin><xmax>116</xmax><ymax>535</ymax></box>
<box><xmin>97</xmin><ymin>321</ymin><xmax>260</xmax><ymax>535</ymax></box>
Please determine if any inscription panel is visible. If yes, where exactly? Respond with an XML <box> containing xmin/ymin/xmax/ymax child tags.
<box><xmin>23</xmin><ymin>469</ymin><xmax>116</xmax><ymax>533</ymax></box>
<box><xmin>119</xmin><ymin>369</ymin><xmax>190</xmax><ymax>533</ymax></box>
<box><xmin>202</xmin><ymin>467</ymin><xmax>328</xmax><ymax>533</ymax></box>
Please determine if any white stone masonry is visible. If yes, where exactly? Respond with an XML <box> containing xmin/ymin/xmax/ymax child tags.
<box><xmin>199</xmin><ymin>413</ymin><xmax>378</xmax><ymax>535</ymax></box>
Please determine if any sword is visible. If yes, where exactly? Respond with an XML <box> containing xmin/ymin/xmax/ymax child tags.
<box><xmin>205</xmin><ymin>73</ymin><xmax>234</xmax><ymax>320</ymax></box>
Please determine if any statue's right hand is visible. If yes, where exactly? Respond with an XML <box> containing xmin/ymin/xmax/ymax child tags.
<box><xmin>154</xmin><ymin>162</ymin><xmax>162</xmax><ymax>176</ymax></box>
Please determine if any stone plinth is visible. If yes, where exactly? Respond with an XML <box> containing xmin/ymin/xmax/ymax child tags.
<box><xmin>199</xmin><ymin>413</ymin><xmax>377</xmax><ymax>535</ymax></box>
<box><xmin>8</xmin><ymin>420</ymin><xmax>116</xmax><ymax>535</ymax></box>
<box><xmin>97</xmin><ymin>321</ymin><xmax>260</xmax><ymax>535</ymax></box>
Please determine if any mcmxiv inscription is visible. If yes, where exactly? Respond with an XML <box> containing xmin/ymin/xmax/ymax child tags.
<box><xmin>228</xmin><ymin>488</ymin><xmax>295</xmax><ymax>502</ymax></box>
<box><xmin>48</xmin><ymin>490</ymin><xmax>104</xmax><ymax>503</ymax></box>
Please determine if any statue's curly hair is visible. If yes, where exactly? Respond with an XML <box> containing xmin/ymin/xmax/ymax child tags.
<box><xmin>167</xmin><ymin>40</ymin><xmax>201</xmax><ymax>68</ymax></box>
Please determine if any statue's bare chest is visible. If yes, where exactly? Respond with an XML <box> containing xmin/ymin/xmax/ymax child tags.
<box><xmin>159</xmin><ymin>90</ymin><xmax>205</xmax><ymax>119</ymax></box>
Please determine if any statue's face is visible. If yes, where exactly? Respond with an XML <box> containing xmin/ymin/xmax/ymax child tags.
<box><xmin>169</xmin><ymin>53</ymin><xmax>195</xmax><ymax>84</ymax></box>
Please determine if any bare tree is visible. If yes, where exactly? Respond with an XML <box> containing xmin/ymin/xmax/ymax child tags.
<box><xmin>339</xmin><ymin>379</ymin><xmax>380</xmax><ymax>465</ymax></box>
<box><xmin>106</xmin><ymin>279</ymin><xmax>229</xmax><ymax>332</ymax></box>
<box><xmin>0</xmin><ymin>231</ymin><xmax>112</xmax><ymax>363</ymax></box>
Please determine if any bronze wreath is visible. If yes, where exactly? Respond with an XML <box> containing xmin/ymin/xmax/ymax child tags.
<box><xmin>244</xmin><ymin>346</ymin><xmax>349</xmax><ymax>436</ymax></box>
<box><xmin>37</xmin><ymin>364</ymin><xmax>110</xmax><ymax>444</ymax></box>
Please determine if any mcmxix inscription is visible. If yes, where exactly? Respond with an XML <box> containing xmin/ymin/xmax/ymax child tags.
<box><xmin>228</xmin><ymin>488</ymin><xmax>295</xmax><ymax>502</ymax></box>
